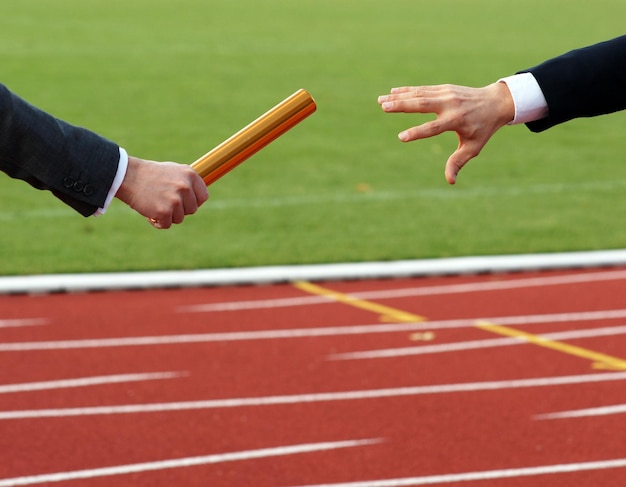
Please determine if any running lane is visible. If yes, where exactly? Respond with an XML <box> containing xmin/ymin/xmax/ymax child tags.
<box><xmin>0</xmin><ymin>268</ymin><xmax>626</xmax><ymax>486</ymax></box>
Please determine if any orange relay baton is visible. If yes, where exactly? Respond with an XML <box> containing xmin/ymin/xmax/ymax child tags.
<box><xmin>190</xmin><ymin>89</ymin><xmax>316</xmax><ymax>186</ymax></box>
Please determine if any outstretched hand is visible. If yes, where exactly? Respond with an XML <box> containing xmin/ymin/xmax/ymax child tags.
<box><xmin>115</xmin><ymin>156</ymin><xmax>209</xmax><ymax>229</ymax></box>
<box><xmin>378</xmin><ymin>82</ymin><xmax>515</xmax><ymax>184</ymax></box>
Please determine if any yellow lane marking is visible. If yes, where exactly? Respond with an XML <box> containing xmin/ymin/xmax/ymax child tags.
<box><xmin>476</xmin><ymin>321</ymin><xmax>626</xmax><ymax>371</ymax></box>
<box><xmin>409</xmin><ymin>331</ymin><xmax>436</xmax><ymax>342</ymax></box>
<box><xmin>294</xmin><ymin>281</ymin><xmax>625</xmax><ymax>370</ymax></box>
<box><xmin>293</xmin><ymin>281</ymin><xmax>426</xmax><ymax>324</ymax></box>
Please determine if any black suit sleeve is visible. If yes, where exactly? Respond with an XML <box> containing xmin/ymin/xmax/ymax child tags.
<box><xmin>520</xmin><ymin>35</ymin><xmax>626</xmax><ymax>132</ymax></box>
<box><xmin>0</xmin><ymin>83</ymin><xmax>120</xmax><ymax>216</ymax></box>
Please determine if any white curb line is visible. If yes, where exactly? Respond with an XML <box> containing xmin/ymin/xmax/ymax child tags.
<box><xmin>1</xmin><ymin>249</ymin><xmax>626</xmax><ymax>295</ymax></box>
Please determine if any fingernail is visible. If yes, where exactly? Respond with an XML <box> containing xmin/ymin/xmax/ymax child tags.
<box><xmin>377</xmin><ymin>95</ymin><xmax>386</xmax><ymax>103</ymax></box>
<box><xmin>382</xmin><ymin>102</ymin><xmax>392</xmax><ymax>111</ymax></box>
<box><xmin>398</xmin><ymin>131</ymin><xmax>409</xmax><ymax>141</ymax></box>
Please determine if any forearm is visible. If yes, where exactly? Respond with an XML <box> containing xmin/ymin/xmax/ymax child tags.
<box><xmin>0</xmin><ymin>83</ymin><xmax>120</xmax><ymax>216</ymax></box>
<box><xmin>521</xmin><ymin>35</ymin><xmax>626</xmax><ymax>132</ymax></box>
<box><xmin>94</xmin><ymin>147</ymin><xmax>128</xmax><ymax>216</ymax></box>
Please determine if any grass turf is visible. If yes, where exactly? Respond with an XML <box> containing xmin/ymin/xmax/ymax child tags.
<box><xmin>0</xmin><ymin>0</ymin><xmax>624</xmax><ymax>275</ymax></box>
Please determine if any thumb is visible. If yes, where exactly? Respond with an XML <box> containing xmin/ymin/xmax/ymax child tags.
<box><xmin>444</xmin><ymin>142</ymin><xmax>481</xmax><ymax>184</ymax></box>
<box><xmin>444</xmin><ymin>152</ymin><xmax>470</xmax><ymax>185</ymax></box>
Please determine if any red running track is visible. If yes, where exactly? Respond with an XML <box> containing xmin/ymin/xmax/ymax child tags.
<box><xmin>1</xmin><ymin>267</ymin><xmax>626</xmax><ymax>486</ymax></box>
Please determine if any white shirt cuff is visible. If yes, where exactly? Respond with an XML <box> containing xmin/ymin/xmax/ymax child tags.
<box><xmin>498</xmin><ymin>72</ymin><xmax>548</xmax><ymax>125</ymax></box>
<box><xmin>94</xmin><ymin>147</ymin><xmax>128</xmax><ymax>216</ymax></box>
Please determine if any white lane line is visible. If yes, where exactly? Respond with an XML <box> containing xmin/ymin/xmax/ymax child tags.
<box><xmin>286</xmin><ymin>458</ymin><xmax>626</xmax><ymax>487</ymax></box>
<box><xmin>0</xmin><ymin>438</ymin><xmax>380</xmax><ymax>486</ymax></box>
<box><xmin>535</xmin><ymin>404</ymin><xmax>626</xmax><ymax>420</ymax></box>
<box><xmin>179</xmin><ymin>295</ymin><xmax>332</xmax><ymax>312</ymax></box>
<box><xmin>352</xmin><ymin>270</ymin><xmax>626</xmax><ymax>300</ymax></box>
<box><xmin>329</xmin><ymin>324</ymin><xmax>626</xmax><ymax>361</ymax></box>
<box><xmin>1</xmin><ymin>372</ymin><xmax>625</xmax><ymax>420</ymax></box>
<box><xmin>454</xmin><ymin>309</ymin><xmax>626</xmax><ymax>327</ymax></box>
<box><xmin>2</xmin><ymin>309</ymin><xmax>626</xmax><ymax>353</ymax></box>
<box><xmin>0</xmin><ymin>318</ymin><xmax>47</xmax><ymax>329</ymax></box>
<box><xmin>0</xmin><ymin>371</ymin><xmax>186</xmax><ymax>394</ymax></box>
<box><xmin>179</xmin><ymin>270</ymin><xmax>626</xmax><ymax>313</ymax></box>
<box><xmin>0</xmin><ymin>328</ymin><xmax>425</xmax><ymax>352</ymax></box>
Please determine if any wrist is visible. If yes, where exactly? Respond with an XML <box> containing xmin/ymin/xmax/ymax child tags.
<box><xmin>115</xmin><ymin>155</ymin><xmax>142</xmax><ymax>206</ymax></box>
<box><xmin>489</xmin><ymin>82</ymin><xmax>516</xmax><ymax>126</ymax></box>
<box><xmin>497</xmin><ymin>73</ymin><xmax>548</xmax><ymax>125</ymax></box>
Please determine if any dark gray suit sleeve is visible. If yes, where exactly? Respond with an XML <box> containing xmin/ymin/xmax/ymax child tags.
<box><xmin>0</xmin><ymin>83</ymin><xmax>120</xmax><ymax>216</ymax></box>
<box><xmin>520</xmin><ymin>35</ymin><xmax>626</xmax><ymax>132</ymax></box>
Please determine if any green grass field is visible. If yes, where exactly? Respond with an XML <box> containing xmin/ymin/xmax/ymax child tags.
<box><xmin>0</xmin><ymin>0</ymin><xmax>624</xmax><ymax>275</ymax></box>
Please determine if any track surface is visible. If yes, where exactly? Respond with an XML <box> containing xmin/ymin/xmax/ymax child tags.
<box><xmin>1</xmin><ymin>267</ymin><xmax>626</xmax><ymax>486</ymax></box>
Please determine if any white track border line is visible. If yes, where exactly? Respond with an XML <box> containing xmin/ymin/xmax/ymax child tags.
<box><xmin>1</xmin><ymin>249</ymin><xmax>626</xmax><ymax>295</ymax></box>
<box><xmin>2</xmin><ymin>371</ymin><xmax>625</xmax><ymax>420</ymax></box>
<box><xmin>0</xmin><ymin>371</ymin><xmax>186</xmax><ymax>394</ymax></box>
<box><xmin>0</xmin><ymin>438</ymin><xmax>380</xmax><ymax>486</ymax></box>
<box><xmin>286</xmin><ymin>457</ymin><xmax>626</xmax><ymax>487</ymax></box>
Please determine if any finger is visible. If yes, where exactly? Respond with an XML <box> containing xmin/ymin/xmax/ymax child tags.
<box><xmin>182</xmin><ymin>190</ymin><xmax>200</xmax><ymax>216</ymax></box>
<box><xmin>378</xmin><ymin>89</ymin><xmax>428</xmax><ymax>106</ymax></box>
<box><xmin>192</xmin><ymin>175</ymin><xmax>210</xmax><ymax>205</ymax></box>
<box><xmin>171</xmin><ymin>203</ymin><xmax>185</xmax><ymax>225</ymax></box>
<box><xmin>378</xmin><ymin>90</ymin><xmax>417</xmax><ymax>104</ymax></box>
<box><xmin>158</xmin><ymin>218</ymin><xmax>172</xmax><ymax>229</ymax></box>
<box><xmin>389</xmin><ymin>86</ymin><xmax>448</xmax><ymax>95</ymax></box>
<box><xmin>181</xmin><ymin>177</ymin><xmax>210</xmax><ymax>216</ymax></box>
<box><xmin>398</xmin><ymin>118</ymin><xmax>450</xmax><ymax>142</ymax></box>
<box><xmin>444</xmin><ymin>143</ymin><xmax>481</xmax><ymax>184</ymax></box>
<box><xmin>381</xmin><ymin>93</ymin><xmax>448</xmax><ymax>114</ymax></box>
<box><xmin>386</xmin><ymin>85</ymin><xmax>453</xmax><ymax>97</ymax></box>
<box><xmin>389</xmin><ymin>86</ymin><xmax>416</xmax><ymax>94</ymax></box>
<box><xmin>148</xmin><ymin>217</ymin><xmax>165</xmax><ymax>230</ymax></box>
<box><xmin>444</xmin><ymin>152</ymin><xmax>469</xmax><ymax>185</ymax></box>
<box><xmin>154</xmin><ymin>206</ymin><xmax>174</xmax><ymax>229</ymax></box>
<box><xmin>376</xmin><ymin>87</ymin><xmax>417</xmax><ymax>102</ymax></box>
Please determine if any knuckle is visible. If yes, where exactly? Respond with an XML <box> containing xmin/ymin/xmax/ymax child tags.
<box><xmin>424</xmin><ymin>119</ymin><xmax>443</xmax><ymax>136</ymax></box>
